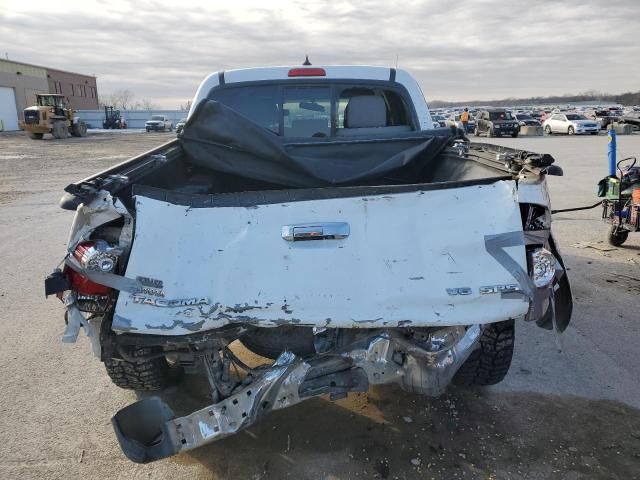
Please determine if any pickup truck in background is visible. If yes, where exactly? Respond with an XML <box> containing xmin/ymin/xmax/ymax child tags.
<box><xmin>46</xmin><ymin>65</ymin><xmax>572</xmax><ymax>463</ymax></box>
<box><xmin>145</xmin><ymin>115</ymin><xmax>173</xmax><ymax>132</ymax></box>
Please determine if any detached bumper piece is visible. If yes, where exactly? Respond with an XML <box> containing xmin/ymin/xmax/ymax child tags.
<box><xmin>112</xmin><ymin>326</ymin><xmax>481</xmax><ymax>463</ymax></box>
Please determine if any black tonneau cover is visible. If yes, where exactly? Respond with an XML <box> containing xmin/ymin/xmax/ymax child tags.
<box><xmin>179</xmin><ymin>100</ymin><xmax>454</xmax><ymax>188</ymax></box>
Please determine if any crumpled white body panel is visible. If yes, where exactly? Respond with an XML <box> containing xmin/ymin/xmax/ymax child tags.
<box><xmin>113</xmin><ymin>181</ymin><xmax>529</xmax><ymax>335</ymax></box>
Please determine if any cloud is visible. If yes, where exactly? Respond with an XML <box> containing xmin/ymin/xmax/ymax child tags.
<box><xmin>1</xmin><ymin>0</ymin><xmax>639</xmax><ymax>107</ymax></box>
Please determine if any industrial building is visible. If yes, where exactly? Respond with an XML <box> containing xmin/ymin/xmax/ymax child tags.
<box><xmin>0</xmin><ymin>59</ymin><xmax>98</xmax><ymax>131</ymax></box>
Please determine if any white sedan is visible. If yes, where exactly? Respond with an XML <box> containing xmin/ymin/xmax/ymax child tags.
<box><xmin>543</xmin><ymin>113</ymin><xmax>599</xmax><ymax>135</ymax></box>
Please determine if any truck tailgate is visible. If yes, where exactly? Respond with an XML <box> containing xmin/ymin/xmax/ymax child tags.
<box><xmin>113</xmin><ymin>180</ymin><xmax>529</xmax><ymax>335</ymax></box>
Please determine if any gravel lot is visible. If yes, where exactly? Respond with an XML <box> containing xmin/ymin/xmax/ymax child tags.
<box><xmin>0</xmin><ymin>130</ymin><xmax>639</xmax><ymax>480</ymax></box>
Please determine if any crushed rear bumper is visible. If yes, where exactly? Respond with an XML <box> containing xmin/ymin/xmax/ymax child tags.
<box><xmin>111</xmin><ymin>326</ymin><xmax>481</xmax><ymax>463</ymax></box>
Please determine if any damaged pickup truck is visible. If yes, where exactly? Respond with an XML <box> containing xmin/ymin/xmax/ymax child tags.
<box><xmin>45</xmin><ymin>65</ymin><xmax>572</xmax><ymax>463</ymax></box>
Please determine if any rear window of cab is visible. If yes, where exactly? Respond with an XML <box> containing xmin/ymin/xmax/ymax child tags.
<box><xmin>207</xmin><ymin>82</ymin><xmax>416</xmax><ymax>138</ymax></box>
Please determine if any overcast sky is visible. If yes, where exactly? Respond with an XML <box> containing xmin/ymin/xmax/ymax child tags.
<box><xmin>2</xmin><ymin>0</ymin><xmax>639</xmax><ymax>108</ymax></box>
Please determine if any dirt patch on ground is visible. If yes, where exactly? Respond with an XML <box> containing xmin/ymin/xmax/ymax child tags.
<box><xmin>0</xmin><ymin>131</ymin><xmax>168</xmax><ymax>205</ymax></box>
<box><xmin>156</xmin><ymin>374</ymin><xmax>640</xmax><ymax>480</ymax></box>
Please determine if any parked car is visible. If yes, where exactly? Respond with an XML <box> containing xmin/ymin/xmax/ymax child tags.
<box><xmin>608</xmin><ymin>107</ymin><xmax>624</xmax><ymax>117</ymax></box>
<box><xmin>474</xmin><ymin>109</ymin><xmax>519</xmax><ymax>137</ymax></box>
<box><xmin>445</xmin><ymin>113</ymin><xmax>475</xmax><ymax>132</ymax></box>
<box><xmin>145</xmin><ymin>115</ymin><xmax>173</xmax><ymax>132</ymax></box>
<box><xmin>47</xmin><ymin>64</ymin><xmax>572</xmax><ymax>463</ymax></box>
<box><xmin>175</xmin><ymin>118</ymin><xmax>187</xmax><ymax>134</ymax></box>
<box><xmin>431</xmin><ymin>114</ymin><xmax>446</xmax><ymax>128</ymax></box>
<box><xmin>584</xmin><ymin>110</ymin><xmax>618</xmax><ymax>130</ymax></box>
<box><xmin>529</xmin><ymin>111</ymin><xmax>545</xmax><ymax>122</ymax></box>
<box><xmin>543</xmin><ymin>113</ymin><xmax>599</xmax><ymax>135</ymax></box>
<box><xmin>514</xmin><ymin>113</ymin><xmax>542</xmax><ymax>129</ymax></box>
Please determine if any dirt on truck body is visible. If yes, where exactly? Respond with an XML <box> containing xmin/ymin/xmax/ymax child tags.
<box><xmin>45</xmin><ymin>65</ymin><xmax>572</xmax><ymax>463</ymax></box>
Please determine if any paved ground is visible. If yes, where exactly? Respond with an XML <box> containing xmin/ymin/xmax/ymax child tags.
<box><xmin>0</xmin><ymin>130</ymin><xmax>638</xmax><ymax>479</ymax></box>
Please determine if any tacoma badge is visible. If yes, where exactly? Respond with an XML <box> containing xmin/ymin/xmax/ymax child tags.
<box><xmin>130</xmin><ymin>294</ymin><xmax>210</xmax><ymax>307</ymax></box>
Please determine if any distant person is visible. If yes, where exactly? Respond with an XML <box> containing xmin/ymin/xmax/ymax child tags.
<box><xmin>460</xmin><ymin>108</ymin><xmax>470</xmax><ymax>130</ymax></box>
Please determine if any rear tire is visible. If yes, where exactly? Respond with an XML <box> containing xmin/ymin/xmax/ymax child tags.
<box><xmin>511</xmin><ymin>132</ymin><xmax>518</xmax><ymax>138</ymax></box>
<box><xmin>28</xmin><ymin>132</ymin><xmax>43</xmax><ymax>140</ymax></box>
<box><xmin>104</xmin><ymin>347</ymin><xmax>181</xmax><ymax>391</ymax></box>
<box><xmin>454</xmin><ymin>320</ymin><xmax>514</xmax><ymax>386</ymax></box>
<box><xmin>568</xmin><ymin>126</ymin><xmax>575</xmax><ymax>135</ymax></box>
<box><xmin>73</xmin><ymin>121</ymin><xmax>87</xmax><ymax>137</ymax></box>
<box><xmin>545</xmin><ymin>125</ymin><xmax>552</xmax><ymax>135</ymax></box>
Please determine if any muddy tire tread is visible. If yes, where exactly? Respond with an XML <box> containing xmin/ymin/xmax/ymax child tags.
<box><xmin>104</xmin><ymin>347</ymin><xmax>176</xmax><ymax>391</ymax></box>
<box><xmin>454</xmin><ymin>320</ymin><xmax>514</xmax><ymax>386</ymax></box>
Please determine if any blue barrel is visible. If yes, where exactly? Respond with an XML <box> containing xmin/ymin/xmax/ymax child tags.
<box><xmin>608</xmin><ymin>128</ymin><xmax>617</xmax><ymax>176</ymax></box>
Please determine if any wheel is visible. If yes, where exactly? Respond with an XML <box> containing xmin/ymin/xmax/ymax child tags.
<box><xmin>474</xmin><ymin>127</ymin><xmax>479</xmax><ymax>137</ymax></box>
<box><xmin>52</xmin><ymin>121</ymin><xmax>66</xmax><ymax>139</ymax></box>
<box><xmin>73</xmin><ymin>121</ymin><xmax>87</xmax><ymax>137</ymax></box>
<box><xmin>568</xmin><ymin>126</ymin><xmax>575</xmax><ymax>135</ymax></box>
<box><xmin>511</xmin><ymin>132</ymin><xmax>518</xmax><ymax>138</ymax></box>
<box><xmin>544</xmin><ymin>125</ymin><xmax>552</xmax><ymax>135</ymax></box>
<box><xmin>591</xmin><ymin>132</ymin><xmax>598</xmax><ymax>135</ymax></box>
<box><xmin>454</xmin><ymin>320</ymin><xmax>514</xmax><ymax>386</ymax></box>
<box><xmin>28</xmin><ymin>132</ymin><xmax>43</xmax><ymax>140</ymax></box>
<box><xmin>168</xmin><ymin>124</ymin><xmax>173</xmax><ymax>131</ymax></box>
<box><xmin>104</xmin><ymin>347</ymin><xmax>182</xmax><ymax>391</ymax></box>
<box><xmin>606</xmin><ymin>225</ymin><xmax>629</xmax><ymax>247</ymax></box>
<box><xmin>146</xmin><ymin>127</ymin><xmax>150</xmax><ymax>132</ymax></box>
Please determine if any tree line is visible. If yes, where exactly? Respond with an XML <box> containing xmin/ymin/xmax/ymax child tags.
<box><xmin>98</xmin><ymin>89</ymin><xmax>192</xmax><ymax>111</ymax></box>
<box><xmin>431</xmin><ymin>90</ymin><xmax>640</xmax><ymax>108</ymax></box>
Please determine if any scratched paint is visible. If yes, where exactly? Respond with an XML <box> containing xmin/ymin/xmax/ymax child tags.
<box><xmin>113</xmin><ymin>182</ymin><xmax>530</xmax><ymax>335</ymax></box>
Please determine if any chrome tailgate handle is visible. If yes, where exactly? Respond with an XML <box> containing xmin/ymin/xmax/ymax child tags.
<box><xmin>282</xmin><ymin>222</ymin><xmax>350</xmax><ymax>242</ymax></box>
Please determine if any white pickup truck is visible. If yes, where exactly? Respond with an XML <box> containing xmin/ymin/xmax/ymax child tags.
<box><xmin>145</xmin><ymin>114</ymin><xmax>173</xmax><ymax>132</ymax></box>
<box><xmin>46</xmin><ymin>65</ymin><xmax>572</xmax><ymax>463</ymax></box>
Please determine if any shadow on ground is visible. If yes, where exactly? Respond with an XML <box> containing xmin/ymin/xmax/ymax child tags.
<box><xmin>151</xmin><ymin>370</ymin><xmax>640</xmax><ymax>480</ymax></box>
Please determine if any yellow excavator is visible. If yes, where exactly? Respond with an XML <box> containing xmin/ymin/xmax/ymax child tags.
<box><xmin>19</xmin><ymin>94</ymin><xmax>87</xmax><ymax>140</ymax></box>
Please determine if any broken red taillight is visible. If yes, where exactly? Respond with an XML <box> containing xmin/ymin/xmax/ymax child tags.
<box><xmin>73</xmin><ymin>240</ymin><xmax>119</xmax><ymax>273</ymax></box>
<box><xmin>65</xmin><ymin>267</ymin><xmax>110</xmax><ymax>296</ymax></box>
<box><xmin>287</xmin><ymin>68</ymin><xmax>326</xmax><ymax>77</ymax></box>
<box><xmin>60</xmin><ymin>265</ymin><xmax>112</xmax><ymax>313</ymax></box>
<box><xmin>62</xmin><ymin>240</ymin><xmax>120</xmax><ymax>312</ymax></box>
